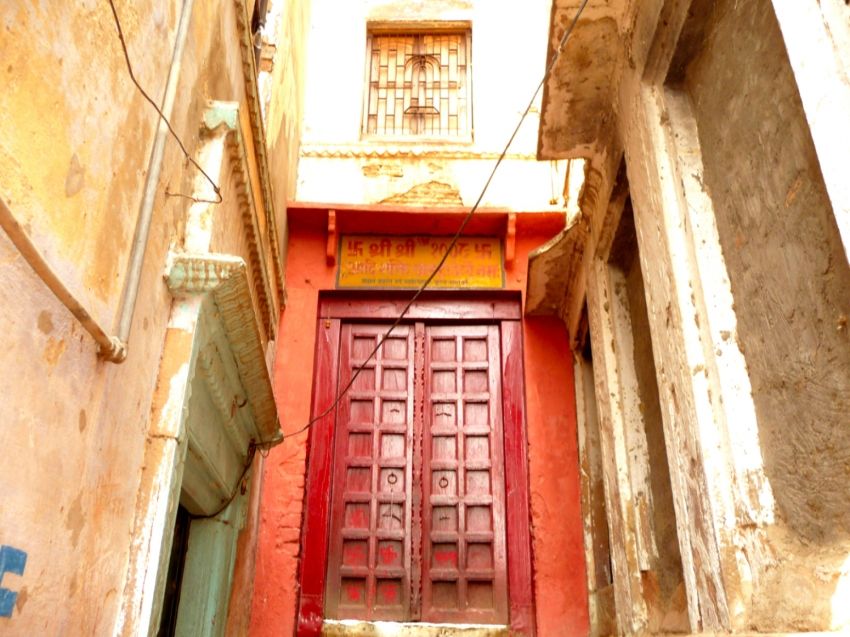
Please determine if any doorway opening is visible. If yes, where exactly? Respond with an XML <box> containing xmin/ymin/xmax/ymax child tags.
<box><xmin>296</xmin><ymin>293</ymin><xmax>535</xmax><ymax>636</ymax></box>
<box><xmin>157</xmin><ymin>505</ymin><xmax>192</xmax><ymax>636</ymax></box>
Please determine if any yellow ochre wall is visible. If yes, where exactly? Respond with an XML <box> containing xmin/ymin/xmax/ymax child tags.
<box><xmin>0</xmin><ymin>0</ymin><xmax>307</xmax><ymax>633</ymax></box>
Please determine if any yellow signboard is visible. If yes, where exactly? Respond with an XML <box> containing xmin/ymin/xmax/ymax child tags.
<box><xmin>337</xmin><ymin>235</ymin><xmax>504</xmax><ymax>289</ymax></box>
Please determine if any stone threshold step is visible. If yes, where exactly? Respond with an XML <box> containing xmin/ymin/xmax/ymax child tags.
<box><xmin>322</xmin><ymin>620</ymin><xmax>510</xmax><ymax>636</ymax></box>
<box><xmin>655</xmin><ymin>634</ymin><xmax>842</xmax><ymax>636</ymax></box>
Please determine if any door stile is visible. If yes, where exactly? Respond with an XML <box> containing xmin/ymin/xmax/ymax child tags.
<box><xmin>297</xmin><ymin>318</ymin><xmax>342</xmax><ymax>636</ymax></box>
<box><xmin>456</xmin><ymin>333</ymin><xmax>468</xmax><ymax>612</ymax></box>
<box><xmin>323</xmin><ymin>323</ymin><xmax>352</xmax><ymax>618</ymax></box>
<box><xmin>500</xmin><ymin>320</ymin><xmax>536</xmax><ymax>635</ymax></box>
<box><xmin>487</xmin><ymin>324</ymin><xmax>509</xmax><ymax>620</ymax></box>
<box><xmin>410</xmin><ymin>321</ymin><xmax>426</xmax><ymax>620</ymax></box>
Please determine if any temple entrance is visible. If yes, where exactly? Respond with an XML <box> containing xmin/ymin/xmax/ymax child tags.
<box><xmin>296</xmin><ymin>294</ymin><xmax>536</xmax><ymax>635</ymax></box>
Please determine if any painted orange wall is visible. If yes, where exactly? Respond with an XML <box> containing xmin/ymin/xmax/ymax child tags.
<box><xmin>249</xmin><ymin>211</ymin><xmax>588</xmax><ymax>636</ymax></box>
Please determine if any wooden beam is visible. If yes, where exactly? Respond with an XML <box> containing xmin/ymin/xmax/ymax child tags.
<box><xmin>505</xmin><ymin>213</ymin><xmax>517</xmax><ymax>265</ymax></box>
<box><xmin>318</xmin><ymin>292</ymin><xmax>523</xmax><ymax>321</ymax></box>
<box><xmin>326</xmin><ymin>210</ymin><xmax>338</xmax><ymax>266</ymax></box>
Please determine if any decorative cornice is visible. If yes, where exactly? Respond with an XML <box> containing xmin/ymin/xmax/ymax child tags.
<box><xmin>233</xmin><ymin>0</ymin><xmax>285</xmax><ymax>308</ymax></box>
<box><xmin>204</xmin><ymin>101</ymin><xmax>274</xmax><ymax>340</ymax></box>
<box><xmin>166</xmin><ymin>252</ymin><xmax>282</xmax><ymax>448</ymax></box>
<box><xmin>300</xmin><ymin>143</ymin><xmax>539</xmax><ymax>161</ymax></box>
<box><xmin>166</xmin><ymin>252</ymin><xmax>244</xmax><ymax>294</ymax></box>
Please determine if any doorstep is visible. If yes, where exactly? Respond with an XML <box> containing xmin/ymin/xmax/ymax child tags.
<box><xmin>322</xmin><ymin>620</ymin><xmax>511</xmax><ymax>636</ymax></box>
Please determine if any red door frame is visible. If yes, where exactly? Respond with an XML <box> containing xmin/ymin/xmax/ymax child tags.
<box><xmin>295</xmin><ymin>291</ymin><xmax>536</xmax><ymax>635</ymax></box>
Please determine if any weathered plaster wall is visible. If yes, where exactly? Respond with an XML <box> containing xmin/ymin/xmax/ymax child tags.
<box><xmin>1</xmin><ymin>2</ymin><xmax>173</xmax><ymax>328</ymax></box>
<box><xmin>262</xmin><ymin>0</ymin><xmax>311</xmax><ymax>264</ymax></box>
<box><xmin>0</xmin><ymin>1</ymin><xmax>300</xmax><ymax>633</ymax></box>
<box><xmin>522</xmin><ymin>312</ymin><xmax>590</xmax><ymax>636</ymax></box>
<box><xmin>250</xmin><ymin>221</ymin><xmax>589</xmax><ymax>635</ymax></box>
<box><xmin>538</xmin><ymin>0</ymin><xmax>850</xmax><ymax>632</ymax></box>
<box><xmin>686</xmin><ymin>0</ymin><xmax>850</xmax><ymax>544</ymax></box>
<box><xmin>295</xmin><ymin>0</ymin><xmax>567</xmax><ymax>211</ymax></box>
<box><xmin>624</xmin><ymin>241</ymin><xmax>687</xmax><ymax>633</ymax></box>
<box><xmin>685</xmin><ymin>0</ymin><xmax>850</xmax><ymax>629</ymax></box>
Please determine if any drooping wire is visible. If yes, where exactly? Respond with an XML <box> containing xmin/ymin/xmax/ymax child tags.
<box><xmin>106</xmin><ymin>0</ymin><xmax>235</xmax><ymax>519</ymax></box>
<box><xmin>189</xmin><ymin>443</ymin><xmax>258</xmax><ymax>520</ymax></box>
<box><xmin>107</xmin><ymin>0</ymin><xmax>223</xmax><ymax>205</ymax></box>
<box><xmin>283</xmin><ymin>0</ymin><xmax>591</xmax><ymax>441</ymax></box>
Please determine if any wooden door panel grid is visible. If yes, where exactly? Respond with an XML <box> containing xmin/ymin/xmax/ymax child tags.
<box><xmin>326</xmin><ymin>324</ymin><xmax>415</xmax><ymax>620</ymax></box>
<box><xmin>326</xmin><ymin>322</ymin><xmax>508</xmax><ymax>624</ymax></box>
<box><xmin>422</xmin><ymin>324</ymin><xmax>508</xmax><ymax>624</ymax></box>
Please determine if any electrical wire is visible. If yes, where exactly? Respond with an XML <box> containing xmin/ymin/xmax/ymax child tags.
<box><xmin>284</xmin><ymin>0</ymin><xmax>591</xmax><ymax>442</ymax></box>
<box><xmin>107</xmin><ymin>0</ymin><xmax>223</xmax><ymax>205</ymax></box>
<box><xmin>187</xmin><ymin>434</ymin><xmax>280</xmax><ymax>520</ymax></box>
<box><xmin>189</xmin><ymin>444</ymin><xmax>257</xmax><ymax>520</ymax></box>
<box><xmin>129</xmin><ymin>0</ymin><xmax>590</xmax><ymax>519</ymax></box>
<box><xmin>107</xmin><ymin>0</ymin><xmax>234</xmax><ymax>518</ymax></box>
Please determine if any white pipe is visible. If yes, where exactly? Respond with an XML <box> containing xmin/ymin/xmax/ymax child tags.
<box><xmin>115</xmin><ymin>0</ymin><xmax>196</xmax><ymax>352</ymax></box>
<box><xmin>0</xmin><ymin>196</ymin><xmax>126</xmax><ymax>361</ymax></box>
<box><xmin>1</xmin><ymin>0</ymin><xmax>197</xmax><ymax>364</ymax></box>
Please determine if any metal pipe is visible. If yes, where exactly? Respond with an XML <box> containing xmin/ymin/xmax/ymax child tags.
<box><xmin>115</xmin><ymin>0</ymin><xmax>196</xmax><ymax>350</ymax></box>
<box><xmin>0</xmin><ymin>196</ymin><xmax>126</xmax><ymax>361</ymax></box>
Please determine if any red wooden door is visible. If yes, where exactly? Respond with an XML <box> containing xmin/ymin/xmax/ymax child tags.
<box><xmin>326</xmin><ymin>324</ymin><xmax>415</xmax><ymax>620</ymax></box>
<box><xmin>422</xmin><ymin>324</ymin><xmax>508</xmax><ymax>624</ymax></box>
<box><xmin>325</xmin><ymin>322</ymin><xmax>508</xmax><ymax>624</ymax></box>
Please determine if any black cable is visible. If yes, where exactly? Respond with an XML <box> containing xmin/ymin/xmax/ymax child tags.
<box><xmin>189</xmin><ymin>445</ymin><xmax>257</xmax><ymax>521</ymax></box>
<box><xmin>187</xmin><ymin>437</ymin><xmax>279</xmax><ymax>520</ymax></box>
<box><xmin>159</xmin><ymin>2</ymin><xmax>591</xmax><ymax>518</ymax></box>
<box><xmin>107</xmin><ymin>0</ymin><xmax>223</xmax><ymax>205</ymax></box>
<box><xmin>284</xmin><ymin>0</ymin><xmax>591</xmax><ymax>441</ymax></box>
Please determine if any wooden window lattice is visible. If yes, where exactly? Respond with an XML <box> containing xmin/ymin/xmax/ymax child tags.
<box><xmin>364</xmin><ymin>32</ymin><xmax>470</xmax><ymax>138</ymax></box>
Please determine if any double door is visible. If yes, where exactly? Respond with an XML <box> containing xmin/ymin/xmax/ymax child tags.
<box><xmin>325</xmin><ymin>321</ymin><xmax>509</xmax><ymax>625</ymax></box>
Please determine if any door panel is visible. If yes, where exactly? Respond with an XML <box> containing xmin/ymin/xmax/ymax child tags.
<box><xmin>422</xmin><ymin>325</ymin><xmax>509</xmax><ymax>624</ymax></box>
<box><xmin>325</xmin><ymin>321</ymin><xmax>508</xmax><ymax>625</ymax></box>
<box><xmin>325</xmin><ymin>324</ymin><xmax>415</xmax><ymax>621</ymax></box>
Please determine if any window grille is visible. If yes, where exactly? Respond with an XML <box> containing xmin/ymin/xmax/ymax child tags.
<box><xmin>364</xmin><ymin>31</ymin><xmax>471</xmax><ymax>138</ymax></box>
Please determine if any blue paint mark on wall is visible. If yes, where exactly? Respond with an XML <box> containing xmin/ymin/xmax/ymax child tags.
<box><xmin>0</xmin><ymin>545</ymin><xmax>27</xmax><ymax>618</ymax></box>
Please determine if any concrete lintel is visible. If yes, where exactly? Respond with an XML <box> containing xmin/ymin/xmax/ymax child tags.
<box><xmin>525</xmin><ymin>213</ymin><xmax>587</xmax><ymax>318</ymax></box>
<box><xmin>538</xmin><ymin>0</ymin><xmax>627</xmax><ymax>160</ymax></box>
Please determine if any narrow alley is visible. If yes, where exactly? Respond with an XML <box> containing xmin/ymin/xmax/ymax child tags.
<box><xmin>1</xmin><ymin>1</ymin><xmax>849</xmax><ymax>636</ymax></box>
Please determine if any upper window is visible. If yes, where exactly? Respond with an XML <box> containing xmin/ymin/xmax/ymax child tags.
<box><xmin>363</xmin><ymin>29</ymin><xmax>472</xmax><ymax>139</ymax></box>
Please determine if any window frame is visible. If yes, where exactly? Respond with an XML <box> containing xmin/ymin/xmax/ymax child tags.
<box><xmin>360</xmin><ymin>22</ymin><xmax>474</xmax><ymax>144</ymax></box>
